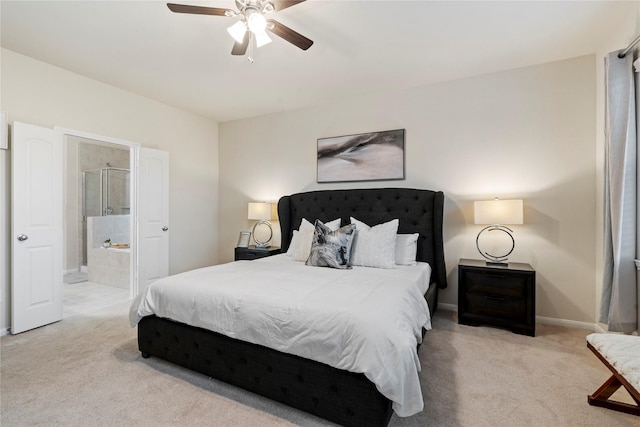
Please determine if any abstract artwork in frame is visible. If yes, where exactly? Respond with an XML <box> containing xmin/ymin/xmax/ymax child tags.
<box><xmin>317</xmin><ymin>129</ymin><xmax>405</xmax><ymax>183</ymax></box>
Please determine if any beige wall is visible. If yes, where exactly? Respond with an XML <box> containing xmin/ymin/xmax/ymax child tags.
<box><xmin>0</xmin><ymin>48</ymin><xmax>219</xmax><ymax>332</ymax></box>
<box><xmin>219</xmin><ymin>55</ymin><xmax>598</xmax><ymax>324</ymax></box>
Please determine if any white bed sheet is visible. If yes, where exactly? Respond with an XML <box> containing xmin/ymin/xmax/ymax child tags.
<box><xmin>129</xmin><ymin>254</ymin><xmax>432</xmax><ymax>417</ymax></box>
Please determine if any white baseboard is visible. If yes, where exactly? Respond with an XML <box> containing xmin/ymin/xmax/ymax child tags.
<box><xmin>535</xmin><ymin>315</ymin><xmax>597</xmax><ymax>331</ymax></box>
<box><xmin>438</xmin><ymin>303</ymin><xmax>457</xmax><ymax>312</ymax></box>
<box><xmin>436</xmin><ymin>303</ymin><xmax>599</xmax><ymax>331</ymax></box>
<box><xmin>0</xmin><ymin>327</ymin><xmax>10</xmax><ymax>337</ymax></box>
<box><xmin>593</xmin><ymin>323</ymin><xmax>607</xmax><ymax>333</ymax></box>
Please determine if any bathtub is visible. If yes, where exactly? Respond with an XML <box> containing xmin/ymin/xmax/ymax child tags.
<box><xmin>87</xmin><ymin>246</ymin><xmax>130</xmax><ymax>289</ymax></box>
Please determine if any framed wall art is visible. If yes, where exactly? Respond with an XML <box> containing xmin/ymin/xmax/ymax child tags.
<box><xmin>317</xmin><ymin>129</ymin><xmax>405</xmax><ymax>183</ymax></box>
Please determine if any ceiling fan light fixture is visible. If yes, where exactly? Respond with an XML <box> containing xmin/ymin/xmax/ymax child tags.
<box><xmin>227</xmin><ymin>20</ymin><xmax>248</xmax><ymax>44</ymax></box>
<box><xmin>254</xmin><ymin>30</ymin><xmax>272</xmax><ymax>47</ymax></box>
<box><xmin>168</xmin><ymin>1</ymin><xmax>313</xmax><ymax>59</ymax></box>
<box><xmin>247</xmin><ymin>10</ymin><xmax>267</xmax><ymax>33</ymax></box>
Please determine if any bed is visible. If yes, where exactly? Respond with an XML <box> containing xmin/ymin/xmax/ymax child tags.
<box><xmin>132</xmin><ymin>188</ymin><xmax>447</xmax><ymax>426</ymax></box>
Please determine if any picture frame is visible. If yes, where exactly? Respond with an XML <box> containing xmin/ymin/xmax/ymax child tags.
<box><xmin>236</xmin><ymin>231</ymin><xmax>251</xmax><ymax>248</ymax></box>
<box><xmin>317</xmin><ymin>129</ymin><xmax>405</xmax><ymax>183</ymax></box>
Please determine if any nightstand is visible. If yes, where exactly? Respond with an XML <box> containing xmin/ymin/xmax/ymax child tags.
<box><xmin>458</xmin><ymin>258</ymin><xmax>536</xmax><ymax>336</ymax></box>
<box><xmin>234</xmin><ymin>246</ymin><xmax>281</xmax><ymax>261</ymax></box>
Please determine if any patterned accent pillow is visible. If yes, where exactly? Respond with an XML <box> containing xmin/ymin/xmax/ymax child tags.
<box><xmin>305</xmin><ymin>220</ymin><xmax>356</xmax><ymax>269</ymax></box>
<box><xmin>350</xmin><ymin>217</ymin><xmax>399</xmax><ymax>269</ymax></box>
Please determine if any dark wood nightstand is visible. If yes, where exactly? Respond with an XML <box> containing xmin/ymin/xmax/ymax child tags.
<box><xmin>458</xmin><ymin>258</ymin><xmax>536</xmax><ymax>336</ymax></box>
<box><xmin>234</xmin><ymin>246</ymin><xmax>281</xmax><ymax>261</ymax></box>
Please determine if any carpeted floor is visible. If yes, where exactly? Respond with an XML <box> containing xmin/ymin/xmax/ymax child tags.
<box><xmin>1</xmin><ymin>302</ymin><xmax>638</xmax><ymax>426</ymax></box>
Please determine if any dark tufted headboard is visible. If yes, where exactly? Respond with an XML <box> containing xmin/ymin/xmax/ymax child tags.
<box><xmin>277</xmin><ymin>188</ymin><xmax>447</xmax><ymax>292</ymax></box>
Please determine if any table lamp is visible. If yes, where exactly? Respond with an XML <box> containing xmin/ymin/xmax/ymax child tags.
<box><xmin>248</xmin><ymin>202</ymin><xmax>275</xmax><ymax>247</ymax></box>
<box><xmin>474</xmin><ymin>198</ymin><xmax>523</xmax><ymax>265</ymax></box>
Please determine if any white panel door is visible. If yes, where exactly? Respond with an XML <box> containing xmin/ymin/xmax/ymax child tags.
<box><xmin>137</xmin><ymin>147</ymin><xmax>169</xmax><ymax>294</ymax></box>
<box><xmin>11</xmin><ymin>122</ymin><xmax>63</xmax><ymax>334</ymax></box>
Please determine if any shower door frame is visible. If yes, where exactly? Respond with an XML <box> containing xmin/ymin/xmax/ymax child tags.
<box><xmin>81</xmin><ymin>169</ymin><xmax>101</xmax><ymax>267</ymax></box>
<box><xmin>81</xmin><ymin>167</ymin><xmax>131</xmax><ymax>266</ymax></box>
<box><xmin>101</xmin><ymin>167</ymin><xmax>131</xmax><ymax>216</ymax></box>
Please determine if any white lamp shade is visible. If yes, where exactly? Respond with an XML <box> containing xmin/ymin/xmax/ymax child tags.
<box><xmin>248</xmin><ymin>202</ymin><xmax>274</xmax><ymax>221</ymax></box>
<box><xmin>254</xmin><ymin>30</ymin><xmax>272</xmax><ymax>47</ymax></box>
<box><xmin>227</xmin><ymin>20</ymin><xmax>248</xmax><ymax>44</ymax></box>
<box><xmin>474</xmin><ymin>199</ymin><xmax>523</xmax><ymax>225</ymax></box>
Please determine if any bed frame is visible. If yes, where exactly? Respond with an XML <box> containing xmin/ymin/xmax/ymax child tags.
<box><xmin>138</xmin><ymin>188</ymin><xmax>447</xmax><ymax>426</ymax></box>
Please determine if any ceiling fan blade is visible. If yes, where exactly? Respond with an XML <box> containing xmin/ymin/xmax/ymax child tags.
<box><xmin>231</xmin><ymin>31</ymin><xmax>250</xmax><ymax>55</ymax></box>
<box><xmin>271</xmin><ymin>1</ymin><xmax>306</xmax><ymax>12</ymax></box>
<box><xmin>167</xmin><ymin>3</ymin><xmax>232</xmax><ymax>16</ymax></box>
<box><xmin>267</xmin><ymin>19</ymin><xmax>313</xmax><ymax>50</ymax></box>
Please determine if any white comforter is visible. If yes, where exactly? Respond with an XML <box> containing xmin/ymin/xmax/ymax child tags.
<box><xmin>129</xmin><ymin>254</ymin><xmax>432</xmax><ymax>416</ymax></box>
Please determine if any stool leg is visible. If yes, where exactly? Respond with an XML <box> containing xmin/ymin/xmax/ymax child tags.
<box><xmin>589</xmin><ymin>375</ymin><xmax>622</xmax><ymax>401</ymax></box>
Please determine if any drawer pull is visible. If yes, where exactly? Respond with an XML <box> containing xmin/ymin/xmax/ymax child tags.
<box><xmin>485</xmin><ymin>296</ymin><xmax>506</xmax><ymax>302</ymax></box>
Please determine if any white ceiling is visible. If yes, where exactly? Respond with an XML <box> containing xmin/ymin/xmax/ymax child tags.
<box><xmin>1</xmin><ymin>1</ymin><xmax>637</xmax><ymax>122</ymax></box>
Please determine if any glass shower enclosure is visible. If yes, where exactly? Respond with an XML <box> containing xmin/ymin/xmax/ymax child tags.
<box><xmin>82</xmin><ymin>167</ymin><xmax>130</xmax><ymax>265</ymax></box>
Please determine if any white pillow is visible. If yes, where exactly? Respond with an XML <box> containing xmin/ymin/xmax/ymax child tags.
<box><xmin>395</xmin><ymin>233</ymin><xmax>419</xmax><ymax>265</ymax></box>
<box><xmin>292</xmin><ymin>229</ymin><xmax>316</xmax><ymax>261</ymax></box>
<box><xmin>286</xmin><ymin>218</ymin><xmax>341</xmax><ymax>259</ymax></box>
<box><xmin>350</xmin><ymin>217</ymin><xmax>399</xmax><ymax>269</ymax></box>
<box><xmin>286</xmin><ymin>230</ymin><xmax>300</xmax><ymax>256</ymax></box>
<box><xmin>300</xmin><ymin>217</ymin><xmax>341</xmax><ymax>232</ymax></box>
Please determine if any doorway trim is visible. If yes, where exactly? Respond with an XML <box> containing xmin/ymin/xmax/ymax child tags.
<box><xmin>55</xmin><ymin>127</ymin><xmax>140</xmax><ymax>298</ymax></box>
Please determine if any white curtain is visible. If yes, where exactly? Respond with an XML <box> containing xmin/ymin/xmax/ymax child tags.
<box><xmin>600</xmin><ymin>50</ymin><xmax>638</xmax><ymax>333</ymax></box>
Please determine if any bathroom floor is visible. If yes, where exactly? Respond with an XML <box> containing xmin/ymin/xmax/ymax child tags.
<box><xmin>64</xmin><ymin>271</ymin><xmax>88</xmax><ymax>284</ymax></box>
<box><xmin>63</xmin><ymin>279</ymin><xmax>130</xmax><ymax>318</ymax></box>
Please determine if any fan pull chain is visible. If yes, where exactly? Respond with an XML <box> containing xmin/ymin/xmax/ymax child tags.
<box><xmin>248</xmin><ymin>33</ymin><xmax>255</xmax><ymax>63</ymax></box>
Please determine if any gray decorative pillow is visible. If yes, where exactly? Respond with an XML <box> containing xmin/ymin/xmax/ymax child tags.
<box><xmin>305</xmin><ymin>220</ymin><xmax>356</xmax><ymax>269</ymax></box>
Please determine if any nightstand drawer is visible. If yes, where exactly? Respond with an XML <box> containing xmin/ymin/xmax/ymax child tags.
<box><xmin>465</xmin><ymin>271</ymin><xmax>527</xmax><ymax>298</ymax></box>
<box><xmin>237</xmin><ymin>249</ymin><xmax>266</xmax><ymax>260</ymax></box>
<box><xmin>464</xmin><ymin>293</ymin><xmax>528</xmax><ymax>322</ymax></box>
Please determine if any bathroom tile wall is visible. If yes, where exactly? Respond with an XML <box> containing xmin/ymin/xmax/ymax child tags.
<box><xmin>88</xmin><ymin>215</ymin><xmax>130</xmax><ymax>248</ymax></box>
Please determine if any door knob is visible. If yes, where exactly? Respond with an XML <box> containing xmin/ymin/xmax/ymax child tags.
<box><xmin>17</xmin><ymin>234</ymin><xmax>28</xmax><ymax>241</ymax></box>
<box><xmin>162</xmin><ymin>226</ymin><xmax>168</xmax><ymax>232</ymax></box>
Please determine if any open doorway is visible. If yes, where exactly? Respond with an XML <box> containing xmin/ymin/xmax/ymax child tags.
<box><xmin>62</xmin><ymin>135</ymin><xmax>133</xmax><ymax>317</ymax></box>
<box><xmin>11</xmin><ymin>122</ymin><xmax>168</xmax><ymax>332</ymax></box>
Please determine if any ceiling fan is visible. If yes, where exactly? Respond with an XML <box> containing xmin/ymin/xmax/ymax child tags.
<box><xmin>167</xmin><ymin>1</ymin><xmax>313</xmax><ymax>61</ymax></box>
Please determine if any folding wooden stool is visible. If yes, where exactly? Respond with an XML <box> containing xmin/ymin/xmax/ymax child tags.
<box><xmin>586</xmin><ymin>333</ymin><xmax>640</xmax><ymax>416</ymax></box>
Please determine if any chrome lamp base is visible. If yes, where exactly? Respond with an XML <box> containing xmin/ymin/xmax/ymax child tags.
<box><xmin>476</xmin><ymin>225</ymin><xmax>515</xmax><ymax>266</ymax></box>
<box><xmin>252</xmin><ymin>220</ymin><xmax>273</xmax><ymax>248</ymax></box>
